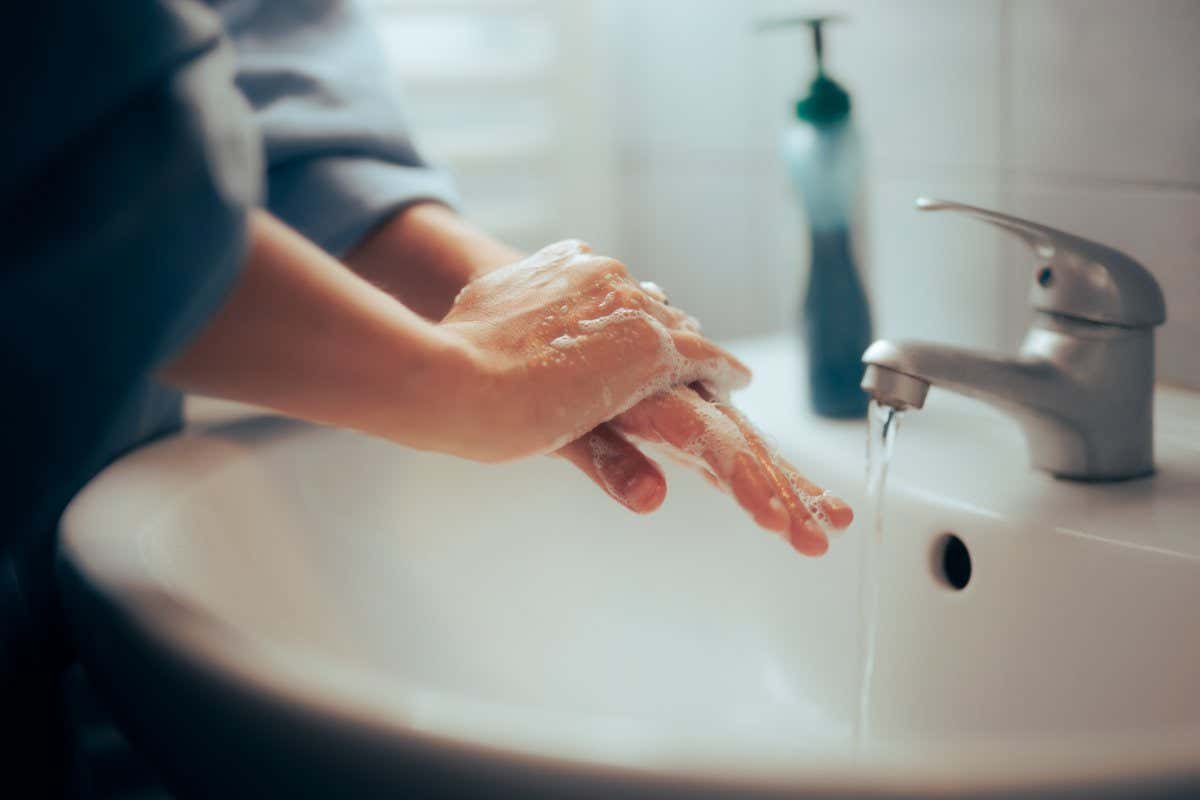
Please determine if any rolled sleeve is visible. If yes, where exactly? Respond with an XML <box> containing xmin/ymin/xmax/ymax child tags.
<box><xmin>211</xmin><ymin>0</ymin><xmax>459</xmax><ymax>255</ymax></box>
<box><xmin>268</xmin><ymin>156</ymin><xmax>459</xmax><ymax>256</ymax></box>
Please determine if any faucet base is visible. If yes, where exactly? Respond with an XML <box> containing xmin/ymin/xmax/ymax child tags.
<box><xmin>1049</xmin><ymin>468</ymin><xmax>1155</xmax><ymax>483</ymax></box>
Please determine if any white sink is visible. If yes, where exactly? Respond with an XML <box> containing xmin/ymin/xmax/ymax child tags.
<box><xmin>59</xmin><ymin>336</ymin><xmax>1200</xmax><ymax>797</ymax></box>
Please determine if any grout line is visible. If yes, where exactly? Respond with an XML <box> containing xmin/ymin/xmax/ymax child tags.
<box><xmin>1001</xmin><ymin>170</ymin><xmax>1200</xmax><ymax>194</ymax></box>
<box><xmin>996</xmin><ymin>0</ymin><xmax>1022</xmax><ymax>350</ymax></box>
<box><xmin>617</xmin><ymin>146</ymin><xmax>1200</xmax><ymax>195</ymax></box>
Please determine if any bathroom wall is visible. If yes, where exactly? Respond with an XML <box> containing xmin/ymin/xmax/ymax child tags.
<box><xmin>595</xmin><ymin>0</ymin><xmax>1200</xmax><ymax>387</ymax></box>
<box><xmin>372</xmin><ymin>0</ymin><xmax>619</xmax><ymax>255</ymax></box>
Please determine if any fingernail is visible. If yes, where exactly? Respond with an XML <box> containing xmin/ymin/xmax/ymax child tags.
<box><xmin>765</xmin><ymin>496</ymin><xmax>789</xmax><ymax>531</ymax></box>
<box><xmin>826</xmin><ymin>496</ymin><xmax>849</xmax><ymax>512</ymax></box>
<box><xmin>789</xmin><ymin>519</ymin><xmax>829</xmax><ymax>557</ymax></box>
<box><xmin>821</xmin><ymin>495</ymin><xmax>854</xmax><ymax>529</ymax></box>
<box><xmin>624</xmin><ymin>472</ymin><xmax>664</xmax><ymax>512</ymax></box>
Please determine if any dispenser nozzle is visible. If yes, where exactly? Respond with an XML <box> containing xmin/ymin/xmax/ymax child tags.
<box><xmin>755</xmin><ymin>15</ymin><xmax>851</xmax><ymax>124</ymax></box>
<box><xmin>755</xmin><ymin>14</ymin><xmax>845</xmax><ymax>73</ymax></box>
<box><xmin>812</xmin><ymin>20</ymin><xmax>825</xmax><ymax>71</ymax></box>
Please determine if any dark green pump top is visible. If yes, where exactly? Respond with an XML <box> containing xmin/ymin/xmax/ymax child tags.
<box><xmin>757</xmin><ymin>16</ymin><xmax>851</xmax><ymax>124</ymax></box>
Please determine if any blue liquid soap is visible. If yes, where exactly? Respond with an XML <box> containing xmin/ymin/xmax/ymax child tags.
<box><xmin>765</xmin><ymin>16</ymin><xmax>872</xmax><ymax>418</ymax></box>
<box><xmin>802</xmin><ymin>223</ymin><xmax>872</xmax><ymax>419</ymax></box>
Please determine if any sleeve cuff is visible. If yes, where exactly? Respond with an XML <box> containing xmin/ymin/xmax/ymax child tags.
<box><xmin>266</xmin><ymin>156</ymin><xmax>461</xmax><ymax>257</ymax></box>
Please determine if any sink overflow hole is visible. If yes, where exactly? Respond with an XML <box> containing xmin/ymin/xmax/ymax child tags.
<box><xmin>934</xmin><ymin>533</ymin><xmax>972</xmax><ymax>590</ymax></box>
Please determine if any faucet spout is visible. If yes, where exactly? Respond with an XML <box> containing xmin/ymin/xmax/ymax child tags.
<box><xmin>859</xmin><ymin>317</ymin><xmax>1156</xmax><ymax>481</ymax></box>
<box><xmin>860</xmin><ymin>361</ymin><xmax>929</xmax><ymax>411</ymax></box>
<box><xmin>861</xmin><ymin>340</ymin><xmax>1059</xmax><ymax>415</ymax></box>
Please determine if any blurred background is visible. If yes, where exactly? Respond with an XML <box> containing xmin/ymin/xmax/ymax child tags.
<box><xmin>369</xmin><ymin>0</ymin><xmax>1200</xmax><ymax>387</ymax></box>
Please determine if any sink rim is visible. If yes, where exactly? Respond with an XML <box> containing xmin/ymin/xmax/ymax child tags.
<box><xmin>59</xmin><ymin>413</ymin><xmax>1200</xmax><ymax>796</ymax></box>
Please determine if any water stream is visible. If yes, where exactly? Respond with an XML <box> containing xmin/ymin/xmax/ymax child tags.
<box><xmin>855</xmin><ymin>399</ymin><xmax>904</xmax><ymax>752</ymax></box>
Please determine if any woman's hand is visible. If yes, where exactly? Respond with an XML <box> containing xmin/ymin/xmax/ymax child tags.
<box><xmin>439</xmin><ymin>240</ymin><xmax>851</xmax><ymax>554</ymax></box>
<box><xmin>611</xmin><ymin>386</ymin><xmax>853</xmax><ymax>555</ymax></box>
<box><xmin>164</xmin><ymin>213</ymin><xmax>850</xmax><ymax>554</ymax></box>
<box><xmin>439</xmin><ymin>240</ymin><xmax>751</xmax><ymax>462</ymax></box>
<box><xmin>345</xmin><ymin>207</ymin><xmax>852</xmax><ymax>553</ymax></box>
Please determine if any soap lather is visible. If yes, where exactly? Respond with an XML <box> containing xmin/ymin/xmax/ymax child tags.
<box><xmin>760</xmin><ymin>15</ymin><xmax>872</xmax><ymax>419</ymax></box>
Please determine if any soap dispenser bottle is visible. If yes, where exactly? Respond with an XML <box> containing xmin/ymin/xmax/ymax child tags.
<box><xmin>761</xmin><ymin>16</ymin><xmax>872</xmax><ymax>418</ymax></box>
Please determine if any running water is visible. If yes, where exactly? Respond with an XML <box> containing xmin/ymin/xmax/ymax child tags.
<box><xmin>855</xmin><ymin>399</ymin><xmax>904</xmax><ymax>752</ymax></box>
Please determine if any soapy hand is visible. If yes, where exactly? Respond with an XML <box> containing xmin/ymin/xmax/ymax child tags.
<box><xmin>555</xmin><ymin>384</ymin><xmax>853</xmax><ymax>554</ymax></box>
<box><xmin>439</xmin><ymin>240</ymin><xmax>752</xmax><ymax>462</ymax></box>
<box><xmin>611</xmin><ymin>386</ymin><xmax>853</xmax><ymax>555</ymax></box>
<box><xmin>439</xmin><ymin>240</ymin><xmax>851</xmax><ymax>554</ymax></box>
<box><xmin>556</xmin><ymin>386</ymin><xmax>852</xmax><ymax>555</ymax></box>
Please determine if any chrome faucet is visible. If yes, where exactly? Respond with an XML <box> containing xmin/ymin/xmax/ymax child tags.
<box><xmin>860</xmin><ymin>198</ymin><xmax>1167</xmax><ymax>481</ymax></box>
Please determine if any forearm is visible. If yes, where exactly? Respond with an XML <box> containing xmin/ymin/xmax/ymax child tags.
<box><xmin>159</xmin><ymin>210</ymin><xmax>478</xmax><ymax>454</ymax></box>
<box><xmin>344</xmin><ymin>202</ymin><xmax>523</xmax><ymax>320</ymax></box>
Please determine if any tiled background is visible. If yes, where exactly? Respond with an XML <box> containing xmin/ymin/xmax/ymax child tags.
<box><xmin>594</xmin><ymin>0</ymin><xmax>1200</xmax><ymax>386</ymax></box>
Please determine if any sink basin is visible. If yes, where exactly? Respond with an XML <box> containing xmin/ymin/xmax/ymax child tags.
<box><xmin>59</xmin><ymin>336</ymin><xmax>1200</xmax><ymax>797</ymax></box>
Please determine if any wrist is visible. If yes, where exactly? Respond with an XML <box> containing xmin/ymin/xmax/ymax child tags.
<box><xmin>345</xmin><ymin>202</ymin><xmax>523</xmax><ymax>320</ymax></box>
<box><xmin>395</xmin><ymin>321</ymin><xmax>509</xmax><ymax>460</ymax></box>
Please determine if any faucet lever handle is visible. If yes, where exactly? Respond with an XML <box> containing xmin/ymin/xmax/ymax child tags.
<box><xmin>915</xmin><ymin>197</ymin><xmax>1166</xmax><ymax>328</ymax></box>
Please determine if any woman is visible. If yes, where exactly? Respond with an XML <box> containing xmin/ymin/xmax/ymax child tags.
<box><xmin>3</xmin><ymin>0</ymin><xmax>850</xmax><ymax>791</ymax></box>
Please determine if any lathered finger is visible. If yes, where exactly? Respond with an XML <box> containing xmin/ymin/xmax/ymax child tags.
<box><xmin>729</xmin><ymin>450</ymin><xmax>791</xmax><ymax>533</ymax></box>
<box><xmin>779</xmin><ymin>463</ymin><xmax>854</xmax><ymax>530</ymax></box>
<box><xmin>699</xmin><ymin>406</ymin><xmax>852</xmax><ymax>533</ymax></box>
<box><xmin>690</xmin><ymin>384</ymin><xmax>850</xmax><ymax>553</ymax></box>
<box><xmin>613</xmin><ymin>388</ymin><xmax>795</xmax><ymax>538</ymax></box>
<box><xmin>668</xmin><ymin>331</ymin><xmax>752</xmax><ymax>393</ymax></box>
<box><xmin>639</xmin><ymin>280</ymin><xmax>668</xmax><ymax>302</ymax></box>
<box><xmin>644</xmin><ymin>298</ymin><xmax>702</xmax><ymax>334</ymax></box>
<box><xmin>630</xmin><ymin>286</ymin><xmax>702</xmax><ymax>334</ymax></box>
<box><xmin>557</xmin><ymin>424</ymin><xmax>666</xmax><ymax>513</ymax></box>
<box><xmin>647</xmin><ymin>438</ymin><xmax>723</xmax><ymax>489</ymax></box>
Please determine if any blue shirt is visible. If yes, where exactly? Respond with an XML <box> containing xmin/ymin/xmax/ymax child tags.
<box><xmin>1</xmin><ymin>0</ymin><xmax>456</xmax><ymax>723</ymax></box>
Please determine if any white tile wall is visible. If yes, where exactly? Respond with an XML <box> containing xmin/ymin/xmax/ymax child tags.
<box><xmin>1008</xmin><ymin>0</ymin><xmax>1200</xmax><ymax>187</ymax></box>
<box><xmin>821</xmin><ymin>0</ymin><xmax>1006</xmax><ymax>172</ymax></box>
<box><xmin>610</xmin><ymin>3</ymin><xmax>760</xmax><ymax>154</ymax></box>
<box><xmin>614</xmin><ymin>158</ymin><xmax>773</xmax><ymax>339</ymax></box>
<box><xmin>598</xmin><ymin>0</ymin><xmax>1200</xmax><ymax>387</ymax></box>
<box><xmin>867</xmin><ymin>179</ymin><xmax>1008</xmax><ymax>350</ymax></box>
